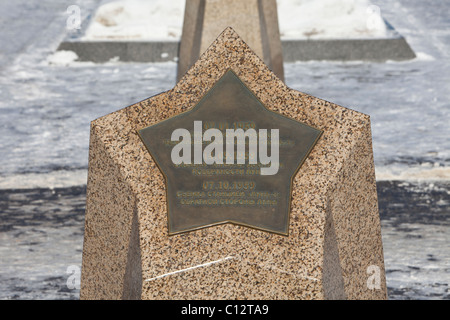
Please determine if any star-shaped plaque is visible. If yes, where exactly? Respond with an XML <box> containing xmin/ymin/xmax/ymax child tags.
<box><xmin>138</xmin><ymin>70</ymin><xmax>322</xmax><ymax>235</ymax></box>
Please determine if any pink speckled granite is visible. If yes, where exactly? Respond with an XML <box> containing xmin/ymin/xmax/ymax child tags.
<box><xmin>81</xmin><ymin>27</ymin><xmax>387</xmax><ymax>300</ymax></box>
<box><xmin>177</xmin><ymin>0</ymin><xmax>284</xmax><ymax>82</ymax></box>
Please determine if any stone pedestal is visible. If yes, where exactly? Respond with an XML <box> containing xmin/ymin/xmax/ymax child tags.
<box><xmin>81</xmin><ymin>27</ymin><xmax>387</xmax><ymax>300</ymax></box>
<box><xmin>177</xmin><ymin>0</ymin><xmax>284</xmax><ymax>82</ymax></box>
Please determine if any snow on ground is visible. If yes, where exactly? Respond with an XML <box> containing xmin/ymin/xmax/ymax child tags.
<box><xmin>278</xmin><ymin>0</ymin><xmax>388</xmax><ymax>39</ymax></box>
<box><xmin>83</xmin><ymin>0</ymin><xmax>388</xmax><ymax>41</ymax></box>
<box><xmin>46</xmin><ymin>50</ymin><xmax>80</xmax><ymax>66</ymax></box>
<box><xmin>83</xmin><ymin>0</ymin><xmax>185</xmax><ymax>40</ymax></box>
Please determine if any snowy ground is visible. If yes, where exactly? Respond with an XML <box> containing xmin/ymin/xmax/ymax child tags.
<box><xmin>0</xmin><ymin>0</ymin><xmax>449</xmax><ymax>299</ymax></box>
<box><xmin>83</xmin><ymin>0</ymin><xmax>388</xmax><ymax>40</ymax></box>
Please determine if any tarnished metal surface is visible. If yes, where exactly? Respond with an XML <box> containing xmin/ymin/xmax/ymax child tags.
<box><xmin>138</xmin><ymin>70</ymin><xmax>322</xmax><ymax>235</ymax></box>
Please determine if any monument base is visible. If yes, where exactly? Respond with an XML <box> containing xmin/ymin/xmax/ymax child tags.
<box><xmin>81</xmin><ymin>27</ymin><xmax>387</xmax><ymax>300</ymax></box>
<box><xmin>58</xmin><ymin>16</ymin><xmax>414</xmax><ymax>64</ymax></box>
<box><xmin>58</xmin><ymin>34</ymin><xmax>415</xmax><ymax>64</ymax></box>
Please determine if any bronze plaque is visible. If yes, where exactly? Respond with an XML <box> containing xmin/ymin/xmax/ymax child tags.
<box><xmin>138</xmin><ymin>70</ymin><xmax>322</xmax><ymax>235</ymax></box>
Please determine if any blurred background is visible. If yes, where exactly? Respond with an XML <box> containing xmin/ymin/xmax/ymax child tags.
<box><xmin>0</xmin><ymin>0</ymin><xmax>449</xmax><ymax>299</ymax></box>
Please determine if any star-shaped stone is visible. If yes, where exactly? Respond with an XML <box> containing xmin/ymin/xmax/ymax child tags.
<box><xmin>138</xmin><ymin>69</ymin><xmax>322</xmax><ymax>235</ymax></box>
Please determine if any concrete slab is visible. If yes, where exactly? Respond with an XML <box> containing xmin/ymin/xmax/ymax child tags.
<box><xmin>58</xmin><ymin>15</ymin><xmax>415</xmax><ymax>64</ymax></box>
